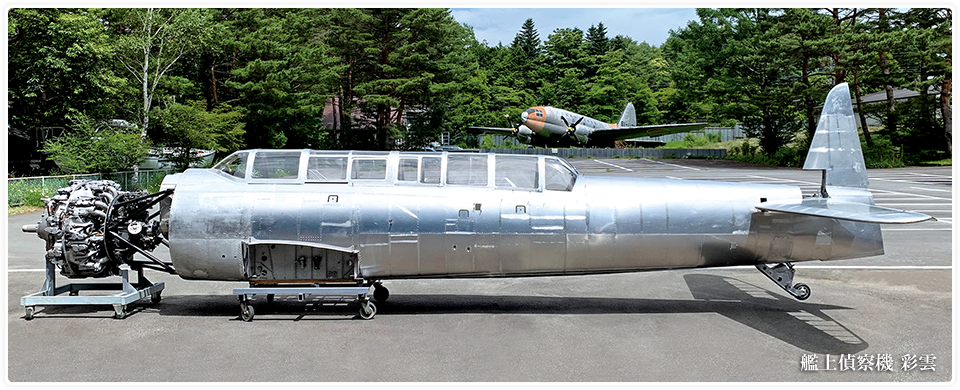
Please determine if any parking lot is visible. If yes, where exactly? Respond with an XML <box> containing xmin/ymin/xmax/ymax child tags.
<box><xmin>6</xmin><ymin>158</ymin><xmax>952</xmax><ymax>382</ymax></box>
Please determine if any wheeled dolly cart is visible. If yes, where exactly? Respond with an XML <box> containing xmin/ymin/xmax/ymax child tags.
<box><xmin>233</xmin><ymin>284</ymin><xmax>377</xmax><ymax>322</ymax></box>
<box><xmin>20</xmin><ymin>263</ymin><xmax>164</xmax><ymax>320</ymax></box>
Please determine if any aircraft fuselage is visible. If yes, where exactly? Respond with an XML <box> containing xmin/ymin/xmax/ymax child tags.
<box><xmin>164</xmin><ymin>150</ymin><xmax>883</xmax><ymax>282</ymax></box>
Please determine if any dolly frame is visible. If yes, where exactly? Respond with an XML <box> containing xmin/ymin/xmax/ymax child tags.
<box><xmin>20</xmin><ymin>262</ymin><xmax>164</xmax><ymax>320</ymax></box>
<box><xmin>233</xmin><ymin>283</ymin><xmax>376</xmax><ymax>322</ymax></box>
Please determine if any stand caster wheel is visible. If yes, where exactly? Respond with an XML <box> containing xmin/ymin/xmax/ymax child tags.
<box><xmin>266</xmin><ymin>294</ymin><xmax>274</xmax><ymax>304</ymax></box>
<box><xmin>151</xmin><ymin>292</ymin><xmax>162</xmax><ymax>304</ymax></box>
<box><xmin>113</xmin><ymin>305</ymin><xmax>127</xmax><ymax>319</ymax></box>
<box><xmin>358</xmin><ymin>301</ymin><xmax>376</xmax><ymax>320</ymax></box>
<box><xmin>373</xmin><ymin>284</ymin><xmax>389</xmax><ymax>303</ymax></box>
<box><xmin>793</xmin><ymin>283</ymin><xmax>811</xmax><ymax>300</ymax></box>
<box><xmin>241</xmin><ymin>302</ymin><xmax>255</xmax><ymax>322</ymax></box>
<box><xmin>24</xmin><ymin>307</ymin><xmax>35</xmax><ymax>321</ymax></box>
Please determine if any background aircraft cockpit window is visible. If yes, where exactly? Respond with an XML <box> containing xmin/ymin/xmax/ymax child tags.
<box><xmin>251</xmin><ymin>151</ymin><xmax>300</xmax><ymax>179</ymax></box>
<box><xmin>495</xmin><ymin>156</ymin><xmax>537</xmax><ymax>189</ymax></box>
<box><xmin>351</xmin><ymin>159</ymin><xmax>387</xmax><ymax>180</ymax></box>
<box><xmin>398</xmin><ymin>158</ymin><xmax>418</xmax><ymax>182</ymax></box>
<box><xmin>421</xmin><ymin>157</ymin><xmax>441</xmax><ymax>184</ymax></box>
<box><xmin>215</xmin><ymin>152</ymin><xmax>248</xmax><ymax>178</ymax></box>
<box><xmin>446</xmin><ymin>155</ymin><xmax>488</xmax><ymax>186</ymax></box>
<box><xmin>307</xmin><ymin>155</ymin><xmax>347</xmax><ymax>181</ymax></box>
<box><xmin>545</xmin><ymin>157</ymin><xmax>576</xmax><ymax>191</ymax></box>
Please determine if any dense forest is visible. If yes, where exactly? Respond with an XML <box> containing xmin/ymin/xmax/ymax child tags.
<box><xmin>7</xmin><ymin>8</ymin><xmax>952</xmax><ymax>174</ymax></box>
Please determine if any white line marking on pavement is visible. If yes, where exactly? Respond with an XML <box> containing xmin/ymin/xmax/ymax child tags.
<box><xmin>722</xmin><ymin>265</ymin><xmax>951</xmax><ymax>270</ymax></box>
<box><xmin>592</xmin><ymin>160</ymin><xmax>634</xmax><ymax>172</ymax></box>
<box><xmin>641</xmin><ymin>158</ymin><xmax>702</xmax><ymax>171</ymax></box>
<box><xmin>910</xmin><ymin>186</ymin><xmax>953</xmax><ymax>193</ymax></box>
<box><xmin>882</xmin><ymin>228</ymin><xmax>953</xmax><ymax>231</ymax></box>
<box><xmin>8</xmin><ymin>269</ymin><xmax>46</xmax><ymax>272</ymax></box>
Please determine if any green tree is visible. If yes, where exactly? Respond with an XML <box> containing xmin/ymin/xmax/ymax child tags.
<box><xmin>42</xmin><ymin>113</ymin><xmax>150</xmax><ymax>174</ymax></box>
<box><xmin>226</xmin><ymin>9</ymin><xmax>342</xmax><ymax>149</ymax></box>
<box><xmin>8</xmin><ymin>9</ymin><xmax>126</xmax><ymax>131</ymax></box>
<box><xmin>666</xmin><ymin>9</ymin><xmax>803</xmax><ymax>155</ymax></box>
<box><xmin>108</xmin><ymin>8</ymin><xmax>218</xmax><ymax>140</ymax></box>
<box><xmin>352</xmin><ymin>8</ymin><xmax>475</xmax><ymax>150</ymax></box>
<box><xmin>585</xmin><ymin>22</ymin><xmax>610</xmax><ymax>56</ymax></box>
<box><xmin>150</xmin><ymin>100</ymin><xmax>246</xmax><ymax>169</ymax></box>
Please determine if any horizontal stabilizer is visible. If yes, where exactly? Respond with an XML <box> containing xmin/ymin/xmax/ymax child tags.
<box><xmin>756</xmin><ymin>198</ymin><xmax>935</xmax><ymax>224</ymax></box>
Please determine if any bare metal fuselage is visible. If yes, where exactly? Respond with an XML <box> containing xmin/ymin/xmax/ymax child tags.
<box><xmin>165</xmin><ymin>154</ymin><xmax>882</xmax><ymax>282</ymax></box>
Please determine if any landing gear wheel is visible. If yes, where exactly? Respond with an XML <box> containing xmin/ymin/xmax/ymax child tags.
<box><xmin>358</xmin><ymin>301</ymin><xmax>377</xmax><ymax>320</ymax></box>
<box><xmin>113</xmin><ymin>305</ymin><xmax>127</xmax><ymax>319</ymax></box>
<box><xmin>151</xmin><ymin>292</ymin><xmax>162</xmax><ymax>304</ymax></box>
<box><xmin>240</xmin><ymin>302</ymin><xmax>254</xmax><ymax>322</ymax></box>
<box><xmin>793</xmin><ymin>283</ymin><xmax>811</xmax><ymax>300</ymax></box>
<box><xmin>266</xmin><ymin>294</ymin><xmax>275</xmax><ymax>304</ymax></box>
<box><xmin>24</xmin><ymin>307</ymin><xmax>35</xmax><ymax>321</ymax></box>
<box><xmin>373</xmin><ymin>284</ymin><xmax>389</xmax><ymax>303</ymax></box>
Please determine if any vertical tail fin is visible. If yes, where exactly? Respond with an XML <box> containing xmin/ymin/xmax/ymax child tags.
<box><xmin>617</xmin><ymin>103</ymin><xmax>636</xmax><ymax>127</ymax></box>
<box><xmin>803</xmin><ymin>83</ymin><xmax>869</xmax><ymax>190</ymax></box>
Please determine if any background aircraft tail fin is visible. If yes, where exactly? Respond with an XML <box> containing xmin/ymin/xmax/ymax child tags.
<box><xmin>617</xmin><ymin>103</ymin><xmax>636</xmax><ymax>127</ymax></box>
<box><xmin>803</xmin><ymin>83</ymin><xmax>869</xmax><ymax>190</ymax></box>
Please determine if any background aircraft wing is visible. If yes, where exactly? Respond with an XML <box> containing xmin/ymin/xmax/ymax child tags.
<box><xmin>465</xmin><ymin>126</ymin><xmax>517</xmax><ymax>136</ymax></box>
<box><xmin>589</xmin><ymin>123</ymin><xmax>708</xmax><ymax>143</ymax></box>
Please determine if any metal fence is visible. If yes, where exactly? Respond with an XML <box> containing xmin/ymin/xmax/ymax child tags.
<box><xmin>628</xmin><ymin>124</ymin><xmax>745</xmax><ymax>143</ymax></box>
<box><xmin>8</xmin><ymin>169</ymin><xmax>175</xmax><ymax>207</ymax></box>
<box><xmin>480</xmin><ymin>148</ymin><xmax>727</xmax><ymax>159</ymax></box>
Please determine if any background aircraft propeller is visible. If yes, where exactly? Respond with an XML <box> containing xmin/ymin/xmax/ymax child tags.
<box><xmin>560</xmin><ymin>116</ymin><xmax>585</xmax><ymax>145</ymax></box>
<box><xmin>503</xmin><ymin>114</ymin><xmax>521</xmax><ymax>138</ymax></box>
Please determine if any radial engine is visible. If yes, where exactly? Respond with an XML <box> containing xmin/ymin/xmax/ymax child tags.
<box><xmin>24</xmin><ymin>180</ymin><xmax>175</xmax><ymax>278</ymax></box>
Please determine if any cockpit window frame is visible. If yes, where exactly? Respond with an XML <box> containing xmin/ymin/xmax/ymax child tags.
<box><xmin>213</xmin><ymin>151</ymin><xmax>250</xmax><ymax>179</ymax></box>
<box><xmin>544</xmin><ymin>156</ymin><xmax>577</xmax><ymax>191</ymax></box>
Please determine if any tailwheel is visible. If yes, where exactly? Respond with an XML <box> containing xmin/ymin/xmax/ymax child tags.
<box><xmin>755</xmin><ymin>263</ymin><xmax>812</xmax><ymax>301</ymax></box>
<box><xmin>793</xmin><ymin>283</ymin><xmax>811</xmax><ymax>300</ymax></box>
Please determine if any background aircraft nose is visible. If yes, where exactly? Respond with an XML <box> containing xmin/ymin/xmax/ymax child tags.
<box><xmin>521</xmin><ymin>111</ymin><xmax>529</xmax><ymax>123</ymax></box>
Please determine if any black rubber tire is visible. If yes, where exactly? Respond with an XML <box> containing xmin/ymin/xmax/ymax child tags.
<box><xmin>151</xmin><ymin>292</ymin><xmax>162</xmax><ymax>304</ymax></box>
<box><xmin>793</xmin><ymin>283</ymin><xmax>811</xmax><ymax>300</ymax></box>
<box><xmin>373</xmin><ymin>284</ymin><xmax>389</xmax><ymax>303</ymax></box>
<box><xmin>241</xmin><ymin>303</ymin><xmax>254</xmax><ymax>322</ymax></box>
<box><xmin>24</xmin><ymin>307</ymin><xmax>34</xmax><ymax>321</ymax></box>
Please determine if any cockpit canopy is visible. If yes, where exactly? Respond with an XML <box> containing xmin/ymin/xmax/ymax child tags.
<box><xmin>212</xmin><ymin>150</ymin><xmax>578</xmax><ymax>191</ymax></box>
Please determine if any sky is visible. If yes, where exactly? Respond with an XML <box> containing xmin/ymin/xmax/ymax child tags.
<box><xmin>451</xmin><ymin>8</ymin><xmax>700</xmax><ymax>47</ymax></box>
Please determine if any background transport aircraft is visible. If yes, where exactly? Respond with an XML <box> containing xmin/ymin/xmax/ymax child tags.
<box><xmin>20</xmin><ymin>84</ymin><xmax>933</xmax><ymax>321</ymax></box>
<box><xmin>467</xmin><ymin>103</ymin><xmax>707</xmax><ymax>148</ymax></box>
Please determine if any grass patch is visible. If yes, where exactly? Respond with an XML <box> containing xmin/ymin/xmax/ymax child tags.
<box><xmin>919</xmin><ymin>158</ymin><xmax>952</xmax><ymax>166</ymax></box>
<box><xmin>8</xmin><ymin>205</ymin><xmax>43</xmax><ymax>215</ymax></box>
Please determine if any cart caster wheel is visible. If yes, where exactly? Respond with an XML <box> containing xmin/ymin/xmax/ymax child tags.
<box><xmin>151</xmin><ymin>292</ymin><xmax>162</xmax><ymax>304</ymax></box>
<box><xmin>113</xmin><ymin>305</ymin><xmax>127</xmax><ymax>319</ymax></box>
<box><xmin>793</xmin><ymin>283</ymin><xmax>811</xmax><ymax>300</ymax></box>
<box><xmin>69</xmin><ymin>291</ymin><xmax>78</xmax><ymax>296</ymax></box>
<box><xmin>24</xmin><ymin>307</ymin><xmax>35</xmax><ymax>321</ymax></box>
<box><xmin>373</xmin><ymin>284</ymin><xmax>389</xmax><ymax>303</ymax></box>
<box><xmin>266</xmin><ymin>294</ymin><xmax>274</xmax><ymax>304</ymax></box>
<box><xmin>358</xmin><ymin>301</ymin><xmax>376</xmax><ymax>320</ymax></box>
<box><xmin>241</xmin><ymin>303</ymin><xmax>255</xmax><ymax>322</ymax></box>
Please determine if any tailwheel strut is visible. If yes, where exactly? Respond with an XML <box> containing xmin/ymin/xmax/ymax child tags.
<box><xmin>755</xmin><ymin>263</ymin><xmax>811</xmax><ymax>300</ymax></box>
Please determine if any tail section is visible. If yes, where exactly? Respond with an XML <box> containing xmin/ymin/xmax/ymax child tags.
<box><xmin>617</xmin><ymin>103</ymin><xmax>636</xmax><ymax>127</ymax></box>
<box><xmin>756</xmin><ymin>82</ymin><xmax>932</xmax><ymax>224</ymax></box>
<box><xmin>803</xmin><ymin>83</ymin><xmax>869</xmax><ymax>189</ymax></box>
